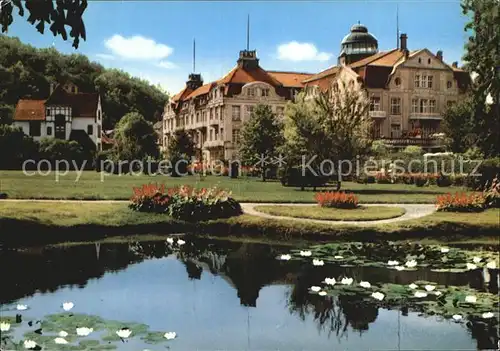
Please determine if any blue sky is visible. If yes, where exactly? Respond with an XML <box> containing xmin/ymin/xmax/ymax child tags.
<box><xmin>8</xmin><ymin>1</ymin><xmax>469</xmax><ymax>94</ymax></box>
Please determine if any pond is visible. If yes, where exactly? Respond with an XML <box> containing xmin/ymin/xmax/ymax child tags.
<box><xmin>0</xmin><ymin>238</ymin><xmax>498</xmax><ymax>350</ymax></box>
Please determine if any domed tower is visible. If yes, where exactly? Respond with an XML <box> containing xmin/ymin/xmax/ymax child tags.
<box><xmin>338</xmin><ymin>23</ymin><xmax>378</xmax><ymax>65</ymax></box>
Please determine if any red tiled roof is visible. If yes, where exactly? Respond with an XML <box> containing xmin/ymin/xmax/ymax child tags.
<box><xmin>218</xmin><ymin>65</ymin><xmax>282</xmax><ymax>87</ymax></box>
<box><xmin>267</xmin><ymin>71</ymin><xmax>313</xmax><ymax>88</ymax></box>
<box><xmin>185</xmin><ymin>83</ymin><xmax>213</xmax><ymax>100</ymax></box>
<box><xmin>13</xmin><ymin>100</ymin><xmax>46</xmax><ymax>121</ymax></box>
<box><xmin>171</xmin><ymin>87</ymin><xmax>193</xmax><ymax>104</ymax></box>
<box><xmin>302</xmin><ymin>66</ymin><xmax>341</xmax><ymax>84</ymax></box>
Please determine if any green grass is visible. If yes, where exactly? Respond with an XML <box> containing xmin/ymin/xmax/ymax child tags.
<box><xmin>254</xmin><ymin>205</ymin><xmax>406</xmax><ymax>221</ymax></box>
<box><xmin>0</xmin><ymin>170</ymin><xmax>466</xmax><ymax>203</ymax></box>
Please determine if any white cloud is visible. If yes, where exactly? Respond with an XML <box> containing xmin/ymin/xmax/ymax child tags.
<box><xmin>95</xmin><ymin>53</ymin><xmax>115</xmax><ymax>60</ymax></box>
<box><xmin>104</xmin><ymin>34</ymin><xmax>173</xmax><ymax>60</ymax></box>
<box><xmin>156</xmin><ymin>61</ymin><xmax>178</xmax><ymax>69</ymax></box>
<box><xmin>277</xmin><ymin>41</ymin><xmax>332</xmax><ymax>62</ymax></box>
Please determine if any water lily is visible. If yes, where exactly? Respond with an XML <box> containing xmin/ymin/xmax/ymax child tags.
<box><xmin>310</xmin><ymin>286</ymin><xmax>321</xmax><ymax>292</ymax></box>
<box><xmin>409</xmin><ymin>283</ymin><xmax>418</xmax><ymax>289</ymax></box>
<box><xmin>164</xmin><ymin>332</ymin><xmax>177</xmax><ymax>340</ymax></box>
<box><xmin>312</xmin><ymin>259</ymin><xmax>324</xmax><ymax>266</ymax></box>
<box><xmin>62</xmin><ymin>302</ymin><xmax>74</xmax><ymax>311</ymax></box>
<box><xmin>318</xmin><ymin>291</ymin><xmax>328</xmax><ymax>296</ymax></box>
<box><xmin>341</xmin><ymin>277</ymin><xmax>353</xmax><ymax>285</ymax></box>
<box><xmin>334</xmin><ymin>255</ymin><xmax>343</xmax><ymax>259</ymax></box>
<box><xmin>424</xmin><ymin>285</ymin><xmax>436</xmax><ymax>292</ymax></box>
<box><xmin>177</xmin><ymin>239</ymin><xmax>186</xmax><ymax>246</ymax></box>
<box><xmin>465</xmin><ymin>295</ymin><xmax>477</xmax><ymax>303</ymax></box>
<box><xmin>76</xmin><ymin>327</ymin><xmax>93</xmax><ymax>336</ymax></box>
<box><xmin>482</xmin><ymin>312</ymin><xmax>494</xmax><ymax>319</ymax></box>
<box><xmin>466</xmin><ymin>263</ymin><xmax>477</xmax><ymax>270</ymax></box>
<box><xmin>359</xmin><ymin>281</ymin><xmax>371</xmax><ymax>288</ymax></box>
<box><xmin>371</xmin><ymin>292</ymin><xmax>385</xmax><ymax>301</ymax></box>
<box><xmin>440</xmin><ymin>247</ymin><xmax>450</xmax><ymax>253</ymax></box>
<box><xmin>472</xmin><ymin>257</ymin><xmax>482</xmax><ymax>263</ymax></box>
<box><xmin>116</xmin><ymin>328</ymin><xmax>132</xmax><ymax>339</ymax></box>
<box><xmin>58</xmin><ymin>331</ymin><xmax>68</xmax><ymax>337</ymax></box>
<box><xmin>299</xmin><ymin>250</ymin><xmax>312</xmax><ymax>257</ymax></box>
<box><xmin>387</xmin><ymin>260</ymin><xmax>400</xmax><ymax>266</ymax></box>
<box><xmin>24</xmin><ymin>340</ymin><xmax>37</xmax><ymax>349</ymax></box>
<box><xmin>54</xmin><ymin>337</ymin><xmax>68</xmax><ymax>344</ymax></box>
<box><xmin>486</xmin><ymin>261</ymin><xmax>497</xmax><ymax>269</ymax></box>
<box><xmin>17</xmin><ymin>304</ymin><xmax>28</xmax><ymax>311</ymax></box>
<box><xmin>0</xmin><ymin>322</ymin><xmax>10</xmax><ymax>332</ymax></box>
<box><xmin>279</xmin><ymin>254</ymin><xmax>291</xmax><ymax>261</ymax></box>
<box><xmin>414</xmin><ymin>291</ymin><xmax>428</xmax><ymax>298</ymax></box>
<box><xmin>166</xmin><ymin>238</ymin><xmax>174</xmax><ymax>244</ymax></box>
<box><xmin>395</xmin><ymin>266</ymin><xmax>405</xmax><ymax>271</ymax></box>
<box><xmin>434</xmin><ymin>291</ymin><xmax>442</xmax><ymax>296</ymax></box>
<box><xmin>452</xmin><ymin>314</ymin><xmax>463</xmax><ymax>321</ymax></box>
<box><xmin>405</xmin><ymin>260</ymin><xmax>417</xmax><ymax>268</ymax></box>
<box><xmin>324</xmin><ymin>277</ymin><xmax>336</xmax><ymax>286</ymax></box>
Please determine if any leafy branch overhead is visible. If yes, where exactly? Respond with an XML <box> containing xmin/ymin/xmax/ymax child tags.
<box><xmin>0</xmin><ymin>0</ymin><xmax>87</xmax><ymax>48</ymax></box>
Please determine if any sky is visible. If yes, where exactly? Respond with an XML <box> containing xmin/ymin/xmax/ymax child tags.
<box><xmin>7</xmin><ymin>0</ymin><xmax>470</xmax><ymax>94</ymax></box>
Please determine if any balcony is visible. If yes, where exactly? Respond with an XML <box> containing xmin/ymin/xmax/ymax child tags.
<box><xmin>209</xmin><ymin>118</ymin><xmax>220</xmax><ymax>126</ymax></box>
<box><xmin>409</xmin><ymin>113</ymin><xmax>443</xmax><ymax>120</ymax></box>
<box><xmin>369</xmin><ymin>110</ymin><xmax>387</xmax><ymax>118</ymax></box>
<box><xmin>203</xmin><ymin>140</ymin><xmax>224</xmax><ymax>148</ymax></box>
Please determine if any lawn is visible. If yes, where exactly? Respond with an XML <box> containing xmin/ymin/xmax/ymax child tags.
<box><xmin>0</xmin><ymin>171</ymin><xmax>465</xmax><ymax>203</ymax></box>
<box><xmin>254</xmin><ymin>205</ymin><xmax>406</xmax><ymax>221</ymax></box>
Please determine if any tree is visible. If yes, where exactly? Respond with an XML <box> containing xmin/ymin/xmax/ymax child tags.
<box><xmin>0</xmin><ymin>124</ymin><xmax>38</xmax><ymax>169</ymax></box>
<box><xmin>113</xmin><ymin>112</ymin><xmax>159</xmax><ymax>161</ymax></box>
<box><xmin>239</xmin><ymin>104</ymin><xmax>284</xmax><ymax>181</ymax></box>
<box><xmin>441</xmin><ymin>98</ymin><xmax>476</xmax><ymax>153</ymax></box>
<box><xmin>0</xmin><ymin>0</ymin><xmax>87</xmax><ymax>48</ymax></box>
<box><xmin>166</xmin><ymin>129</ymin><xmax>195</xmax><ymax>177</ymax></box>
<box><xmin>461</xmin><ymin>0</ymin><xmax>500</xmax><ymax>157</ymax></box>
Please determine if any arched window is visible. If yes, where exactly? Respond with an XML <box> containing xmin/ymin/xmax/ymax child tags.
<box><xmin>418</xmin><ymin>58</ymin><xmax>422</xmax><ymax>64</ymax></box>
<box><xmin>428</xmin><ymin>58</ymin><xmax>431</xmax><ymax>64</ymax></box>
<box><xmin>395</xmin><ymin>77</ymin><xmax>401</xmax><ymax>86</ymax></box>
<box><xmin>447</xmin><ymin>81</ymin><xmax>452</xmax><ymax>89</ymax></box>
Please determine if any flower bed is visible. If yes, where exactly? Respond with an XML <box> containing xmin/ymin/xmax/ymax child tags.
<box><xmin>130</xmin><ymin>184</ymin><xmax>242</xmax><ymax>221</ymax></box>
<box><xmin>315</xmin><ymin>191</ymin><xmax>358</xmax><ymax>209</ymax></box>
<box><xmin>436</xmin><ymin>192</ymin><xmax>486</xmax><ymax>212</ymax></box>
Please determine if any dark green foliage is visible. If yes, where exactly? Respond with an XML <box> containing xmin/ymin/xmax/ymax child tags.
<box><xmin>0</xmin><ymin>124</ymin><xmax>38</xmax><ymax>169</ymax></box>
<box><xmin>112</xmin><ymin>112</ymin><xmax>159</xmax><ymax>161</ymax></box>
<box><xmin>168</xmin><ymin>196</ymin><xmax>242</xmax><ymax>222</ymax></box>
<box><xmin>279</xmin><ymin>166</ymin><xmax>329</xmax><ymax>190</ymax></box>
<box><xmin>38</xmin><ymin>137</ymin><xmax>87</xmax><ymax>167</ymax></box>
<box><xmin>166</xmin><ymin>129</ymin><xmax>195</xmax><ymax>177</ymax></box>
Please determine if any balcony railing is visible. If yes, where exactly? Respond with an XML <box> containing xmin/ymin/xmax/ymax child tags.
<box><xmin>203</xmin><ymin>140</ymin><xmax>224</xmax><ymax>148</ymax></box>
<box><xmin>409</xmin><ymin>113</ymin><xmax>443</xmax><ymax>120</ymax></box>
<box><xmin>379</xmin><ymin>137</ymin><xmax>443</xmax><ymax>147</ymax></box>
<box><xmin>369</xmin><ymin>110</ymin><xmax>387</xmax><ymax>118</ymax></box>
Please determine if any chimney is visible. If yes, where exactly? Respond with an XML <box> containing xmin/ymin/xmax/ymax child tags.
<box><xmin>437</xmin><ymin>50</ymin><xmax>443</xmax><ymax>61</ymax></box>
<box><xmin>400</xmin><ymin>33</ymin><xmax>408</xmax><ymax>52</ymax></box>
<box><xmin>452</xmin><ymin>61</ymin><xmax>458</xmax><ymax>68</ymax></box>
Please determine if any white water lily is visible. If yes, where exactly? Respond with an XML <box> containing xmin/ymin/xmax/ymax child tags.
<box><xmin>409</xmin><ymin>283</ymin><xmax>418</xmax><ymax>289</ymax></box>
<box><xmin>482</xmin><ymin>312</ymin><xmax>494</xmax><ymax>319</ymax></box>
<box><xmin>24</xmin><ymin>340</ymin><xmax>37</xmax><ymax>349</ymax></box>
<box><xmin>452</xmin><ymin>314</ymin><xmax>463</xmax><ymax>321</ymax></box>
<box><xmin>334</xmin><ymin>255</ymin><xmax>343</xmax><ymax>259</ymax></box>
<box><xmin>405</xmin><ymin>260</ymin><xmax>417</xmax><ymax>268</ymax></box>
<box><xmin>486</xmin><ymin>261</ymin><xmax>497</xmax><ymax>269</ymax></box>
<box><xmin>177</xmin><ymin>239</ymin><xmax>186</xmax><ymax>246</ymax></box>
<box><xmin>310</xmin><ymin>286</ymin><xmax>321</xmax><ymax>292</ymax></box>
<box><xmin>395</xmin><ymin>266</ymin><xmax>405</xmax><ymax>271</ymax></box>
<box><xmin>324</xmin><ymin>277</ymin><xmax>336</xmax><ymax>286</ymax></box>
<box><xmin>17</xmin><ymin>304</ymin><xmax>28</xmax><ymax>311</ymax></box>
<box><xmin>434</xmin><ymin>291</ymin><xmax>442</xmax><ymax>296</ymax></box>
<box><xmin>424</xmin><ymin>285</ymin><xmax>436</xmax><ymax>292</ymax></box>
<box><xmin>318</xmin><ymin>291</ymin><xmax>328</xmax><ymax>296</ymax></box>
<box><xmin>0</xmin><ymin>322</ymin><xmax>10</xmax><ymax>332</ymax></box>
<box><xmin>472</xmin><ymin>257</ymin><xmax>482</xmax><ymax>264</ymax></box>
<box><xmin>166</xmin><ymin>238</ymin><xmax>174</xmax><ymax>244</ymax></box>
<box><xmin>440</xmin><ymin>247</ymin><xmax>450</xmax><ymax>253</ymax></box>
<box><xmin>116</xmin><ymin>328</ymin><xmax>132</xmax><ymax>339</ymax></box>
<box><xmin>371</xmin><ymin>292</ymin><xmax>385</xmax><ymax>301</ymax></box>
<box><xmin>465</xmin><ymin>295</ymin><xmax>477</xmax><ymax>303</ymax></box>
<box><xmin>299</xmin><ymin>250</ymin><xmax>312</xmax><ymax>257</ymax></box>
<box><xmin>414</xmin><ymin>291</ymin><xmax>428</xmax><ymax>298</ymax></box>
<box><xmin>387</xmin><ymin>260</ymin><xmax>399</xmax><ymax>266</ymax></box>
<box><xmin>164</xmin><ymin>332</ymin><xmax>177</xmax><ymax>340</ymax></box>
<box><xmin>54</xmin><ymin>337</ymin><xmax>68</xmax><ymax>345</ymax></box>
<box><xmin>279</xmin><ymin>254</ymin><xmax>291</xmax><ymax>261</ymax></box>
<box><xmin>359</xmin><ymin>281</ymin><xmax>371</xmax><ymax>288</ymax></box>
<box><xmin>76</xmin><ymin>327</ymin><xmax>93</xmax><ymax>336</ymax></box>
<box><xmin>58</xmin><ymin>331</ymin><xmax>68</xmax><ymax>337</ymax></box>
<box><xmin>341</xmin><ymin>277</ymin><xmax>353</xmax><ymax>285</ymax></box>
<box><xmin>62</xmin><ymin>302</ymin><xmax>74</xmax><ymax>311</ymax></box>
<box><xmin>466</xmin><ymin>263</ymin><xmax>477</xmax><ymax>270</ymax></box>
<box><xmin>312</xmin><ymin>259</ymin><xmax>324</xmax><ymax>266</ymax></box>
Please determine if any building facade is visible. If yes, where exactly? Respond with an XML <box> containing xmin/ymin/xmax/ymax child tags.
<box><xmin>13</xmin><ymin>82</ymin><xmax>103</xmax><ymax>150</ymax></box>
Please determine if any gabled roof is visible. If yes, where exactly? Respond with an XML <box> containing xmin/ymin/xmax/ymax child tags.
<box><xmin>267</xmin><ymin>71</ymin><xmax>313</xmax><ymax>88</ymax></box>
<box><xmin>44</xmin><ymin>84</ymin><xmax>99</xmax><ymax>117</ymax></box>
<box><xmin>349</xmin><ymin>49</ymin><xmax>409</xmax><ymax>68</ymax></box>
<box><xmin>171</xmin><ymin>87</ymin><xmax>193</xmax><ymax>103</ymax></box>
<box><xmin>185</xmin><ymin>83</ymin><xmax>214</xmax><ymax>100</ymax></box>
<box><xmin>13</xmin><ymin>100</ymin><xmax>46</xmax><ymax>121</ymax></box>
<box><xmin>218</xmin><ymin>65</ymin><xmax>282</xmax><ymax>87</ymax></box>
<box><xmin>302</xmin><ymin>66</ymin><xmax>341</xmax><ymax>84</ymax></box>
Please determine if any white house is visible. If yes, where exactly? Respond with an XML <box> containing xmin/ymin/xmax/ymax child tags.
<box><xmin>13</xmin><ymin>82</ymin><xmax>103</xmax><ymax>150</ymax></box>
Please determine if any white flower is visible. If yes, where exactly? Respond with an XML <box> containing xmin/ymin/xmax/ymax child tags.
<box><xmin>472</xmin><ymin>257</ymin><xmax>482</xmax><ymax>264</ymax></box>
<box><xmin>414</xmin><ymin>291</ymin><xmax>428</xmax><ymax>298</ymax></box>
<box><xmin>434</xmin><ymin>291</ymin><xmax>442</xmax><ymax>296</ymax></box>
<box><xmin>334</xmin><ymin>255</ymin><xmax>343</xmax><ymax>259</ymax></box>
<box><xmin>486</xmin><ymin>261</ymin><xmax>497</xmax><ymax>269</ymax></box>
<box><xmin>466</xmin><ymin>263</ymin><xmax>477</xmax><ymax>270</ymax></box>
<box><xmin>405</xmin><ymin>260</ymin><xmax>417</xmax><ymax>268</ymax></box>
<box><xmin>312</xmin><ymin>259</ymin><xmax>324</xmax><ymax>266</ymax></box>
<box><xmin>166</xmin><ymin>238</ymin><xmax>174</xmax><ymax>244</ymax></box>
<box><xmin>299</xmin><ymin>250</ymin><xmax>312</xmax><ymax>257</ymax></box>
<box><xmin>62</xmin><ymin>302</ymin><xmax>74</xmax><ymax>311</ymax></box>
<box><xmin>17</xmin><ymin>304</ymin><xmax>28</xmax><ymax>311</ymax></box>
<box><xmin>409</xmin><ymin>283</ymin><xmax>418</xmax><ymax>289</ymax></box>
<box><xmin>54</xmin><ymin>337</ymin><xmax>68</xmax><ymax>344</ymax></box>
<box><xmin>310</xmin><ymin>286</ymin><xmax>321</xmax><ymax>292</ymax></box>
<box><xmin>177</xmin><ymin>239</ymin><xmax>186</xmax><ymax>246</ymax></box>
<box><xmin>371</xmin><ymin>292</ymin><xmax>385</xmax><ymax>301</ymax></box>
<box><xmin>324</xmin><ymin>277</ymin><xmax>336</xmax><ymax>286</ymax></box>
<box><xmin>76</xmin><ymin>327</ymin><xmax>93</xmax><ymax>336</ymax></box>
<box><xmin>395</xmin><ymin>266</ymin><xmax>405</xmax><ymax>271</ymax></box>
<box><xmin>440</xmin><ymin>247</ymin><xmax>450</xmax><ymax>253</ymax></box>
<box><xmin>465</xmin><ymin>295</ymin><xmax>477</xmax><ymax>303</ymax></box>
<box><xmin>452</xmin><ymin>314</ymin><xmax>463</xmax><ymax>321</ymax></box>
<box><xmin>0</xmin><ymin>322</ymin><xmax>10</xmax><ymax>332</ymax></box>
<box><xmin>359</xmin><ymin>281</ymin><xmax>371</xmax><ymax>288</ymax></box>
<box><xmin>341</xmin><ymin>277</ymin><xmax>353</xmax><ymax>285</ymax></box>
<box><xmin>24</xmin><ymin>340</ymin><xmax>37</xmax><ymax>349</ymax></box>
<box><xmin>279</xmin><ymin>254</ymin><xmax>291</xmax><ymax>261</ymax></box>
<box><xmin>482</xmin><ymin>312</ymin><xmax>494</xmax><ymax>319</ymax></box>
<box><xmin>318</xmin><ymin>291</ymin><xmax>328</xmax><ymax>296</ymax></box>
<box><xmin>424</xmin><ymin>285</ymin><xmax>436</xmax><ymax>292</ymax></box>
<box><xmin>164</xmin><ymin>332</ymin><xmax>177</xmax><ymax>340</ymax></box>
<box><xmin>58</xmin><ymin>331</ymin><xmax>68</xmax><ymax>337</ymax></box>
<box><xmin>116</xmin><ymin>328</ymin><xmax>132</xmax><ymax>339</ymax></box>
<box><xmin>387</xmin><ymin>260</ymin><xmax>399</xmax><ymax>266</ymax></box>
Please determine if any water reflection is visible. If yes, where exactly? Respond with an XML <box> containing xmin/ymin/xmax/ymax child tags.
<box><xmin>0</xmin><ymin>238</ymin><xmax>497</xmax><ymax>350</ymax></box>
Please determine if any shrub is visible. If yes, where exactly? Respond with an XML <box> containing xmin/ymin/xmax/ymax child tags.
<box><xmin>436</xmin><ymin>173</ymin><xmax>452</xmax><ymax>187</ymax></box>
<box><xmin>403</xmin><ymin>145</ymin><xmax>423</xmax><ymax>156</ymax></box>
<box><xmin>315</xmin><ymin>191</ymin><xmax>358</xmax><ymax>209</ymax></box>
<box><xmin>483</xmin><ymin>176</ymin><xmax>500</xmax><ymax>208</ymax></box>
<box><xmin>129</xmin><ymin>183</ymin><xmax>171</xmax><ymax>213</ymax></box>
<box><xmin>414</xmin><ymin>174</ymin><xmax>428</xmax><ymax>187</ymax></box>
<box><xmin>436</xmin><ymin>192</ymin><xmax>486</xmax><ymax>212</ymax></box>
<box><xmin>280</xmin><ymin>167</ymin><xmax>329</xmax><ymax>190</ymax></box>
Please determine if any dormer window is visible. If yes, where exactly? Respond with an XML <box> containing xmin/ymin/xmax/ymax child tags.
<box><xmin>248</xmin><ymin>88</ymin><xmax>255</xmax><ymax>97</ymax></box>
<box><xmin>418</xmin><ymin>58</ymin><xmax>422</xmax><ymax>64</ymax></box>
<box><xmin>261</xmin><ymin>88</ymin><xmax>269</xmax><ymax>97</ymax></box>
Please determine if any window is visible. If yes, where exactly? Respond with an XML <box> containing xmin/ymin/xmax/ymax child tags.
<box><xmin>411</xmin><ymin>98</ymin><xmax>419</xmax><ymax>113</ymax></box>
<box><xmin>447</xmin><ymin>81</ymin><xmax>452</xmax><ymax>89</ymax></box>
<box><xmin>29</xmin><ymin>121</ymin><xmax>41</xmax><ymax>137</ymax></box>
<box><xmin>247</xmin><ymin>88</ymin><xmax>255</xmax><ymax>97</ymax></box>
<box><xmin>246</xmin><ymin>105</ymin><xmax>254</xmax><ymax>118</ymax></box>
<box><xmin>232</xmin><ymin>106</ymin><xmax>241</xmax><ymax>121</ymax></box>
<box><xmin>209</xmin><ymin>108</ymin><xmax>213</xmax><ymax>120</ymax></box>
<box><xmin>261</xmin><ymin>88</ymin><xmax>269</xmax><ymax>97</ymax></box>
<box><xmin>232</xmin><ymin>129</ymin><xmax>240</xmax><ymax>144</ymax></box>
<box><xmin>420</xmin><ymin>99</ymin><xmax>428</xmax><ymax>113</ymax></box>
<box><xmin>394</xmin><ymin>77</ymin><xmax>401</xmax><ymax>86</ymax></box>
<box><xmin>97</xmin><ymin>125</ymin><xmax>101</xmax><ymax>137</ymax></box>
<box><xmin>97</xmin><ymin>111</ymin><xmax>101</xmax><ymax>120</ymax></box>
<box><xmin>427</xmin><ymin>75</ymin><xmax>433</xmax><ymax>88</ymax></box>
<box><xmin>428</xmin><ymin>58</ymin><xmax>431</xmax><ymax>64</ymax></box>
<box><xmin>414</xmin><ymin>75</ymin><xmax>420</xmax><ymax>88</ymax></box>
<box><xmin>220</xmin><ymin>128</ymin><xmax>224</xmax><ymax>140</ymax></box>
<box><xmin>418</xmin><ymin>58</ymin><xmax>422</xmax><ymax>64</ymax></box>
<box><xmin>369</xmin><ymin>96</ymin><xmax>381</xmax><ymax>111</ymax></box>
<box><xmin>429</xmin><ymin>99</ymin><xmax>436</xmax><ymax>113</ymax></box>
<box><xmin>46</xmin><ymin>108</ymin><xmax>50</xmax><ymax>116</ymax></box>
<box><xmin>87</xmin><ymin>125</ymin><xmax>94</xmax><ymax>135</ymax></box>
<box><xmin>209</xmin><ymin>129</ymin><xmax>213</xmax><ymax>141</ymax></box>
<box><xmin>390</xmin><ymin>97</ymin><xmax>401</xmax><ymax>115</ymax></box>
<box><xmin>46</xmin><ymin>126</ymin><xmax>52</xmax><ymax>136</ymax></box>
<box><xmin>391</xmin><ymin>124</ymin><xmax>401</xmax><ymax>138</ymax></box>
